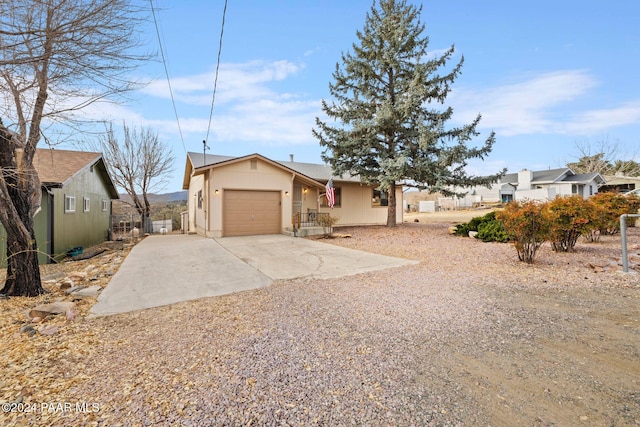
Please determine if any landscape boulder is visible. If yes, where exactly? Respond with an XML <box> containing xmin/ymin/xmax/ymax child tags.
<box><xmin>28</xmin><ymin>301</ymin><xmax>76</xmax><ymax>320</ymax></box>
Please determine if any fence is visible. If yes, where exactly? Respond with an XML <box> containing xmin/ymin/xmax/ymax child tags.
<box><xmin>111</xmin><ymin>214</ymin><xmax>143</xmax><ymax>240</ymax></box>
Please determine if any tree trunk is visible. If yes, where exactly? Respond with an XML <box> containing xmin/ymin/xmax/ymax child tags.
<box><xmin>386</xmin><ymin>182</ymin><xmax>397</xmax><ymax>227</ymax></box>
<box><xmin>2</xmin><ymin>223</ymin><xmax>42</xmax><ymax>296</ymax></box>
<box><xmin>0</xmin><ymin>125</ymin><xmax>44</xmax><ymax>297</ymax></box>
<box><xmin>0</xmin><ymin>170</ymin><xmax>44</xmax><ymax>296</ymax></box>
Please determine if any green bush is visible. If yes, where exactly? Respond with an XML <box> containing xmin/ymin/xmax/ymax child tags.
<box><xmin>477</xmin><ymin>219</ymin><xmax>510</xmax><ymax>243</ymax></box>
<box><xmin>454</xmin><ymin>211</ymin><xmax>498</xmax><ymax>237</ymax></box>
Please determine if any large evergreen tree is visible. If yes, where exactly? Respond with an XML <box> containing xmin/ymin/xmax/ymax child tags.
<box><xmin>313</xmin><ymin>0</ymin><xmax>505</xmax><ymax>226</ymax></box>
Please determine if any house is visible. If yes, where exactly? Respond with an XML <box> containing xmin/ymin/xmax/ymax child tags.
<box><xmin>600</xmin><ymin>174</ymin><xmax>640</xmax><ymax>194</ymax></box>
<box><xmin>0</xmin><ymin>149</ymin><xmax>119</xmax><ymax>266</ymax></box>
<box><xmin>182</xmin><ymin>152</ymin><xmax>403</xmax><ymax>237</ymax></box>
<box><xmin>453</xmin><ymin>168</ymin><xmax>606</xmax><ymax>206</ymax></box>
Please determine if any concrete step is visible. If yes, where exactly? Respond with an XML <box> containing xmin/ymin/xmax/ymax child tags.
<box><xmin>283</xmin><ymin>226</ymin><xmax>326</xmax><ymax>237</ymax></box>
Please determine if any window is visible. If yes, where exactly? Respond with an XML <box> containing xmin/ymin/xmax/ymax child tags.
<box><xmin>320</xmin><ymin>187</ymin><xmax>341</xmax><ymax>208</ymax></box>
<box><xmin>102</xmin><ymin>199</ymin><xmax>109</xmax><ymax>211</ymax></box>
<box><xmin>372</xmin><ymin>189</ymin><xmax>388</xmax><ymax>207</ymax></box>
<box><xmin>83</xmin><ymin>197</ymin><xmax>90</xmax><ymax>212</ymax></box>
<box><xmin>65</xmin><ymin>195</ymin><xmax>76</xmax><ymax>213</ymax></box>
<box><xmin>197</xmin><ymin>190</ymin><xmax>203</xmax><ymax>209</ymax></box>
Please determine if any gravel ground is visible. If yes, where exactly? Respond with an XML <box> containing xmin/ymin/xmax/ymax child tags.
<box><xmin>6</xmin><ymin>221</ymin><xmax>640</xmax><ymax>426</ymax></box>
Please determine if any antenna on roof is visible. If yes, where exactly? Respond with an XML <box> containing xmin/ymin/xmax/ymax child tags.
<box><xmin>203</xmin><ymin>140</ymin><xmax>210</xmax><ymax>164</ymax></box>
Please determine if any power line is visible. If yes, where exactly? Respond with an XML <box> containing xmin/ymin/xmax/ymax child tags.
<box><xmin>149</xmin><ymin>0</ymin><xmax>186</xmax><ymax>154</ymax></box>
<box><xmin>205</xmin><ymin>0</ymin><xmax>229</xmax><ymax>146</ymax></box>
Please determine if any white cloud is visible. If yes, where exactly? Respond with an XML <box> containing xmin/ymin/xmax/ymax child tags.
<box><xmin>450</xmin><ymin>70</ymin><xmax>598</xmax><ymax>136</ymax></box>
<box><xmin>131</xmin><ymin>59</ymin><xmax>321</xmax><ymax>147</ymax></box>
<box><xmin>139</xmin><ymin>60</ymin><xmax>304</xmax><ymax>106</ymax></box>
<box><xmin>563</xmin><ymin>101</ymin><xmax>640</xmax><ymax>134</ymax></box>
<box><xmin>451</xmin><ymin>70</ymin><xmax>640</xmax><ymax>137</ymax></box>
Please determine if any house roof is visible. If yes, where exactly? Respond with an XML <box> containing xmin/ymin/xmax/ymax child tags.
<box><xmin>501</xmin><ymin>168</ymin><xmax>605</xmax><ymax>186</ymax></box>
<box><xmin>33</xmin><ymin>148</ymin><xmax>119</xmax><ymax>199</ymax></box>
<box><xmin>501</xmin><ymin>168</ymin><xmax>570</xmax><ymax>184</ymax></box>
<box><xmin>563</xmin><ymin>172</ymin><xmax>606</xmax><ymax>184</ymax></box>
<box><xmin>183</xmin><ymin>152</ymin><xmax>361</xmax><ymax>190</ymax></box>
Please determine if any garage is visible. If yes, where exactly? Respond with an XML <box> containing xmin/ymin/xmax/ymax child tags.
<box><xmin>223</xmin><ymin>190</ymin><xmax>281</xmax><ymax>237</ymax></box>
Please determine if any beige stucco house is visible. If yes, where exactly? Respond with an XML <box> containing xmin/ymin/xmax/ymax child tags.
<box><xmin>182</xmin><ymin>153</ymin><xmax>403</xmax><ymax>237</ymax></box>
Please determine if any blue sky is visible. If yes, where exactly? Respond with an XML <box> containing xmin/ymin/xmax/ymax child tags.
<box><xmin>73</xmin><ymin>0</ymin><xmax>640</xmax><ymax>192</ymax></box>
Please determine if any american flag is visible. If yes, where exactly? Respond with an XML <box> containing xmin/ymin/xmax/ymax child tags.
<box><xmin>326</xmin><ymin>178</ymin><xmax>335</xmax><ymax>208</ymax></box>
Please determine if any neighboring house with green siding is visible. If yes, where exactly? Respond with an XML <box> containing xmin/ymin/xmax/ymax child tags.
<box><xmin>0</xmin><ymin>149</ymin><xmax>119</xmax><ymax>267</ymax></box>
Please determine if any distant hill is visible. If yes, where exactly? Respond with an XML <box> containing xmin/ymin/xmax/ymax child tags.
<box><xmin>118</xmin><ymin>191</ymin><xmax>187</xmax><ymax>204</ymax></box>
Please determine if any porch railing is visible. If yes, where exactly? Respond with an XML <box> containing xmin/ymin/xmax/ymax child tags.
<box><xmin>292</xmin><ymin>211</ymin><xmax>328</xmax><ymax>229</ymax></box>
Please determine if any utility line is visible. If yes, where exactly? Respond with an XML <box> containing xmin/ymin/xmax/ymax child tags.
<box><xmin>205</xmin><ymin>0</ymin><xmax>229</xmax><ymax>146</ymax></box>
<box><xmin>149</xmin><ymin>0</ymin><xmax>186</xmax><ymax>154</ymax></box>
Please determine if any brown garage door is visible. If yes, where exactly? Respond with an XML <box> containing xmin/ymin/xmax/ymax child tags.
<box><xmin>223</xmin><ymin>190</ymin><xmax>281</xmax><ymax>236</ymax></box>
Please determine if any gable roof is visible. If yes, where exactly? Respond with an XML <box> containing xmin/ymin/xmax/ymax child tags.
<box><xmin>501</xmin><ymin>168</ymin><xmax>605</xmax><ymax>186</ymax></box>
<box><xmin>501</xmin><ymin>168</ymin><xmax>571</xmax><ymax>184</ymax></box>
<box><xmin>33</xmin><ymin>149</ymin><xmax>119</xmax><ymax>199</ymax></box>
<box><xmin>185</xmin><ymin>152</ymin><xmax>327</xmax><ymax>189</ymax></box>
<box><xmin>183</xmin><ymin>152</ymin><xmax>361</xmax><ymax>190</ymax></box>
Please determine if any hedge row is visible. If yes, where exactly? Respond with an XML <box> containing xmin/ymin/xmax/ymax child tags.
<box><xmin>455</xmin><ymin>192</ymin><xmax>640</xmax><ymax>263</ymax></box>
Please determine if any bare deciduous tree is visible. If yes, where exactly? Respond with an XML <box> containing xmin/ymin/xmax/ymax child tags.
<box><xmin>93</xmin><ymin>122</ymin><xmax>175</xmax><ymax>234</ymax></box>
<box><xmin>567</xmin><ymin>137</ymin><xmax>640</xmax><ymax>176</ymax></box>
<box><xmin>0</xmin><ymin>0</ymin><xmax>149</xmax><ymax>296</ymax></box>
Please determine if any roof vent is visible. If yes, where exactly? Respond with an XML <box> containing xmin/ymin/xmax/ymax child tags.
<box><xmin>289</xmin><ymin>154</ymin><xmax>294</xmax><ymax>162</ymax></box>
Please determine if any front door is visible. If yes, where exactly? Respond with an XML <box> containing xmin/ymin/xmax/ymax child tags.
<box><xmin>292</xmin><ymin>184</ymin><xmax>302</xmax><ymax>223</ymax></box>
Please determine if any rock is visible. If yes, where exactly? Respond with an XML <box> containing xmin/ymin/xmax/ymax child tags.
<box><xmin>20</xmin><ymin>325</ymin><xmax>36</xmax><ymax>336</ymax></box>
<box><xmin>42</xmin><ymin>272</ymin><xmax>65</xmax><ymax>281</ymax></box>
<box><xmin>28</xmin><ymin>310</ymin><xmax>50</xmax><ymax>321</ymax></box>
<box><xmin>83</xmin><ymin>264</ymin><xmax>97</xmax><ymax>273</ymax></box>
<box><xmin>70</xmin><ymin>285</ymin><xmax>101</xmax><ymax>299</ymax></box>
<box><xmin>448</xmin><ymin>226</ymin><xmax>457</xmax><ymax>235</ymax></box>
<box><xmin>68</xmin><ymin>271</ymin><xmax>87</xmax><ymax>281</ymax></box>
<box><xmin>30</xmin><ymin>301</ymin><xmax>75</xmax><ymax>316</ymax></box>
<box><xmin>66</xmin><ymin>285</ymin><xmax>86</xmax><ymax>295</ymax></box>
<box><xmin>59</xmin><ymin>280</ymin><xmax>73</xmax><ymax>291</ymax></box>
<box><xmin>38</xmin><ymin>325</ymin><xmax>59</xmax><ymax>336</ymax></box>
<box><xmin>469</xmin><ymin>231</ymin><xmax>478</xmax><ymax>238</ymax></box>
<box><xmin>65</xmin><ymin>309</ymin><xmax>76</xmax><ymax>321</ymax></box>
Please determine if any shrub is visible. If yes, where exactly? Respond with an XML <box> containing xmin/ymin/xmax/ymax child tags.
<box><xmin>590</xmin><ymin>192</ymin><xmax>640</xmax><ymax>234</ymax></box>
<box><xmin>476</xmin><ymin>219</ymin><xmax>510</xmax><ymax>243</ymax></box>
<box><xmin>454</xmin><ymin>211</ymin><xmax>498</xmax><ymax>237</ymax></box>
<box><xmin>496</xmin><ymin>200</ymin><xmax>550</xmax><ymax>263</ymax></box>
<box><xmin>545</xmin><ymin>195</ymin><xmax>599</xmax><ymax>252</ymax></box>
<box><xmin>317</xmin><ymin>214</ymin><xmax>339</xmax><ymax>237</ymax></box>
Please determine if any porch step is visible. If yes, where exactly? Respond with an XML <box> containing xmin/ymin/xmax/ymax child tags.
<box><xmin>282</xmin><ymin>226</ymin><xmax>326</xmax><ymax>237</ymax></box>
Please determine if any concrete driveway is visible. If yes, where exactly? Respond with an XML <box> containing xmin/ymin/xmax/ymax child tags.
<box><xmin>90</xmin><ymin>234</ymin><xmax>417</xmax><ymax>316</ymax></box>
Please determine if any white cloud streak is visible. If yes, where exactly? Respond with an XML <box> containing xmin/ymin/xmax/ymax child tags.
<box><xmin>451</xmin><ymin>70</ymin><xmax>640</xmax><ymax>137</ymax></box>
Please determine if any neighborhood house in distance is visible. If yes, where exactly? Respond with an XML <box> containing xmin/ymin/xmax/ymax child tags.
<box><xmin>451</xmin><ymin>168</ymin><xmax>606</xmax><ymax>208</ymax></box>
<box><xmin>182</xmin><ymin>152</ymin><xmax>403</xmax><ymax>237</ymax></box>
<box><xmin>0</xmin><ymin>149</ymin><xmax>119</xmax><ymax>267</ymax></box>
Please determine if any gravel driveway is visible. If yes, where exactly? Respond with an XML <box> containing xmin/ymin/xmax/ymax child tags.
<box><xmin>23</xmin><ymin>222</ymin><xmax>640</xmax><ymax>426</ymax></box>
